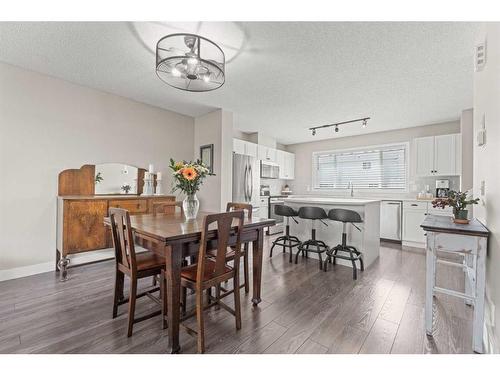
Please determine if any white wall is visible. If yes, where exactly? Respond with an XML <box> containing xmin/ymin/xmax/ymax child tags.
<box><xmin>473</xmin><ymin>24</ymin><xmax>500</xmax><ymax>353</ymax></box>
<box><xmin>461</xmin><ymin>108</ymin><xmax>474</xmax><ymax>191</ymax></box>
<box><xmin>0</xmin><ymin>62</ymin><xmax>195</xmax><ymax>272</ymax></box>
<box><xmin>193</xmin><ymin>109</ymin><xmax>233</xmax><ymax>212</ymax></box>
<box><xmin>286</xmin><ymin>121</ymin><xmax>461</xmax><ymax>197</ymax></box>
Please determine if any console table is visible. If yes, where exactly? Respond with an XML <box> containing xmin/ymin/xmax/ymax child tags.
<box><xmin>421</xmin><ymin>215</ymin><xmax>489</xmax><ymax>353</ymax></box>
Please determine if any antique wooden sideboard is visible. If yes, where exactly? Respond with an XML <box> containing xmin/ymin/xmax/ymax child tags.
<box><xmin>56</xmin><ymin>164</ymin><xmax>176</xmax><ymax>280</ymax></box>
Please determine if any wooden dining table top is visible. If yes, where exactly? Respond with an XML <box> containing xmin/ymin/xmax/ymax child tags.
<box><xmin>103</xmin><ymin>211</ymin><xmax>276</xmax><ymax>242</ymax></box>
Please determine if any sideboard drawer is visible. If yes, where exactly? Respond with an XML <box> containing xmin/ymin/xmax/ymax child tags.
<box><xmin>403</xmin><ymin>201</ymin><xmax>428</xmax><ymax>211</ymax></box>
<box><xmin>109</xmin><ymin>199</ymin><xmax>148</xmax><ymax>214</ymax></box>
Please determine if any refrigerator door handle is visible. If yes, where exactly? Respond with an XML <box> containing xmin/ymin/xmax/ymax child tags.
<box><xmin>248</xmin><ymin>165</ymin><xmax>253</xmax><ymax>202</ymax></box>
<box><xmin>243</xmin><ymin>165</ymin><xmax>249</xmax><ymax>201</ymax></box>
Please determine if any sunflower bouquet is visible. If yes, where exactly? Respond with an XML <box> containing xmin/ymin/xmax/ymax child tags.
<box><xmin>169</xmin><ymin>158</ymin><xmax>212</xmax><ymax>195</ymax></box>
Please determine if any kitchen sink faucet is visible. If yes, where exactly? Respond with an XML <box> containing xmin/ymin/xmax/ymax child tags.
<box><xmin>348</xmin><ymin>181</ymin><xmax>354</xmax><ymax>197</ymax></box>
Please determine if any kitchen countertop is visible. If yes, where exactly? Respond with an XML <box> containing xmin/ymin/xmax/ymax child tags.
<box><xmin>283</xmin><ymin>196</ymin><xmax>381</xmax><ymax>205</ymax></box>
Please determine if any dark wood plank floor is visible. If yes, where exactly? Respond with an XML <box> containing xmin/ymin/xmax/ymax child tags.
<box><xmin>0</xmin><ymin>236</ymin><xmax>474</xmax><ymax>354</ymax></box>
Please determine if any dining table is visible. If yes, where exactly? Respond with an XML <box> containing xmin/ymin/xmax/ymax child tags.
<box><xmin>104</xmin><ymin>210</ymin><xmax>275</xmax><ymax>353</ymax></box>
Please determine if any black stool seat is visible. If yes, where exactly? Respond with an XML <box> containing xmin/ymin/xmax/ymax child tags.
<box><xmin>324</xmin><ymin>208</ymin><xmax>364</xmax><ymax>280</ymax></box>
<box><xmin>295</xmin><ymin>206</ymin><xmax>329</xmax><ymax>270</ymax></box>
<box><xmin>270</xmin><ymin>205</ymin><xmax>301</xmax><ymax>262</ymax></box>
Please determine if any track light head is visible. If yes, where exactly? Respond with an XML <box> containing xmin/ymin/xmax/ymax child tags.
<box><xmin>312</xmin><ymin>129</ymin><xmax>316</xmax><ymax>136</ymax></box>
<box><xmin>334</xmin><ymin>125</ymin><xmax>339</xmax><ymax>133</ymax></box>
<box><xmin>362</xmin><ymin>119</ymin><xmax>367</xmax><ymax>128</ymax></box>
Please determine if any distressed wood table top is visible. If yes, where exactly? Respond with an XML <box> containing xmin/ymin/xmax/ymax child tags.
<box><xmin>421</xmin><ymin>215</ymin><xmax>489</xmax><ymax>237</ymax></box>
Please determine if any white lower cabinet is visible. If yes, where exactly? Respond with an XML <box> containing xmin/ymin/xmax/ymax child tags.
<box><xmin>403</xmin><ymin>208</ymin><xmax>428</xmax><ymax>244</ymax></box>
<box><xmin>402</xmin><ymin>201</ymin><xmax>454</xmax><ymax>247</ymax></box>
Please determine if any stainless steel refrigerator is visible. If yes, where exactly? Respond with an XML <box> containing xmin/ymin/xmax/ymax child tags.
<box><xmin>232</xmin><ymin>153</ymin><xmax>260</xmax><ymax>217</ymax></box>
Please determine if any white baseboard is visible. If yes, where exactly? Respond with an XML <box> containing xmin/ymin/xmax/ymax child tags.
<box><xmin>0</xmin><ymin>248</ymin><xmax>116</xmax><ymax>282</ymax></box>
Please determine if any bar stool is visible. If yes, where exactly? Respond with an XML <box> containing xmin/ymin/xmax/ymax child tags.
<box><xmin>295</xmin><ymin>206</ymin><xmax>329</xmax><ymax>270</ymax></box>
<box><xmin>269</xmin><ymin>205</ymin><xmax>301</xmax><ymax>262</ymax></box>
<box><xmin>324</xmin><ymin>208</ymin><xmax>364</xmax><ymax>280</ymax></box>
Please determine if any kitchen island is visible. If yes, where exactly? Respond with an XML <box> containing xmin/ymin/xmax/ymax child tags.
<box><xmin>283</xmin><ymin>196</ymin><xmax>381</xmax><ymax>269</ymax></box>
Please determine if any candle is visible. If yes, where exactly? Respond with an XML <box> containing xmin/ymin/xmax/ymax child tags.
<box><xmin>149</xmin><ymin>164</ymin><xmax>154</xmax><ymax>173</ymax></box>
<box><xmin>156</xmin><ymin>172</ymin><xmax>162</xmax><ymax>180</ymax></box>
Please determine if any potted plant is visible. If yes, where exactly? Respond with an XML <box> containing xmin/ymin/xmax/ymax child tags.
<box><xmin>432</xmin><ymin>190</ymin><xmax>479</xmax><ymax>224</ymax></box>
<box><xmin>95</xmin><ymin>172</ymin><xmax>103</xmax><ymax>184</ymax></box>
<box><xmin>121</xmin><ymin>184</ymin><xmax>132</xmax><ymax>194</ymax></box>
<box><xmin>169</xmin><ymin>158</ymin><xmax>213</xmax><ymax>219</ymax></box>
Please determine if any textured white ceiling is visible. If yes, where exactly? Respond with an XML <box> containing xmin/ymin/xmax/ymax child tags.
<box><xmin>0</xmin><ymin>22</ymin><xmax>479</xmax><ymax>144</ymax></box>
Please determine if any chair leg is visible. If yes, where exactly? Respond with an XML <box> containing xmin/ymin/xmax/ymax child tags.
<box><xmin>127</xmin><ymin>277</ymin><xmax>137</xmax><ymax>337</ymax></box>
<box><xmin>288</xmin><ymin>239</ymin><xmax>293</xmax><ymax>263</ymax></box>
<box><xmin>243</xmin><ymin>245</ymin><xmax>250</xmax><ymax>294</ymax></box>
<box><xmin>215</xmin><ymin>283</ymin><xmax>221</xmax><ymax>309</ymax></box>
<box><xmin>112</xmin><ymin>270</ymin><xmax>123</xmax><ymax>319</ymax></box>
<box><xmin>233</xmin><ymin>275</ymin><xmax>242</xmax><ymax>330</ymax></box>
<box><xmin>347</xmin><ymin>248</ymin><xmax>358</xmax><ymax>280</ymax></box>
<box><xmin>181</xmin><ymin>286</ymin><xmax>187</xmax><ymax>315</ymax></box>
<box><xmin>160</xmin><ymin>271</ymin><xmax>168</xmax><ymax>329</ymax></box>
<box><xmin>196</xmin><ymin>288</ymin><xmax>205</xmax><ymax>354</ymax></box>
<box><xmin>269</xmin><ymin>241</ymin><xmax>277</xmax><ymax>258</ymax></box>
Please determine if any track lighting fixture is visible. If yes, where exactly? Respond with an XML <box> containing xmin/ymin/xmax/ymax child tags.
<box><xmin>308</xmin><ymin>117</ymin><xmax>370</xmax><ymax>136</ymax></box>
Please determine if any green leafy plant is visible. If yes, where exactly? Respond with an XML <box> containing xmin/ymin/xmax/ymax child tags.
<box><xmin>121</xmin><ymin>184</ymin><xmax>132</xmax><ymax>194</ymax></box>
<box><xmin>95</xmin><ymin>172</ymin><xmax>103</xmax><ymax>184</ymax></box>
<box><xmin>169</xmin><ymin>158</ymin><xmax>214</xmax><ymax>195</ymax></box>
<box><xmin>432</xmin><ymin>190</ymin><xmax>479</xmax><ymax>214</ymax></box>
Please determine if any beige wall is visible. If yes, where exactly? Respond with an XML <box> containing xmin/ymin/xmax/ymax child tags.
<box><xmin>473</xmin><ymin>24</ymin><xmax>500</xmax><ymax>353</ymax></box>
<box><xmin>286</xmin><ymin>121</ymin><xmax>461</xmax><ymax>196</ymax></box>
<box><xmin>194</xmin><ymin>109</ymin><xmax>233</xmax><ymax>212</ymax></box>
<box><xmin>0</xmin><ymin>62</ymin><xmax>195</xmax><ymax>271</ymax></box>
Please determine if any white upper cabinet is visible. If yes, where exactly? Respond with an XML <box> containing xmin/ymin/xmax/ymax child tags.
<box><xmin>244</xmin><ymin>141</ymin><xmax>258</xmax><ymax>158</ymax></box>
<box><xmin>233</xmin><ymin>138</ymin><xmax>245</xmax><ymax>155</ymax></box>
<box><xmin>434</xmin><ymin>134</ymin><xmax>457</xmax><ymax>175</ymax></box>
<box><xmin>276</xmin><ymin>150</ymin><xmax>295</xmax><ymax>179</ymax></box>
<box><xmin>233</xmin><ymin>139</ymin><xmax>258</xmax><ymax>157</ymax></box>
<box><xmin>258</xmin><ymin>145</ymin><xmax>277</xmax><ymax>162</ymax></box>
<box><xmin>414</xmin><ymin>133</ymin><xmax>461</xmax><ymax>177</ymax></box>
<box><xmin>415</xmin><ymin>136</ymin><xmax>434</xmax><ymax>176</ymax></box>
<box><xmin>284</xmin><ymin>152</ymin><xmax>295</xmax><ymax>179</ymax></box>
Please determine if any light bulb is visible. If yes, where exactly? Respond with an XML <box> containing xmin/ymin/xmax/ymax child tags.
<box><xmin>171</xmin><ymin>68</ymin><xmax>181</xmax><ymax>77</ymax></box>
<box><xmin>187</xmin><ymin>57</ymin><xmax>198</xmax><ymax>65</ymax></box>
<box><xmin>362</xmin><ymin>119</ymin><xmax>367</xmax><ymax>128</ymax></box>
<box><xmin>203</xmin><ymin>74</ymin><xmax>211</xmax><ymax>83</ymax></box>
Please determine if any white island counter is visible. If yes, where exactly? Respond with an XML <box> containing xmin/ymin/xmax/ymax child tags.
<box><xmin>283</xmin><ymin>196</ymin><xmax>381</xmax><ymax>270</ymax></box>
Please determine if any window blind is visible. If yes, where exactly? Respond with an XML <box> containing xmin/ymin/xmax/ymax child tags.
<box><xmin>313</xmin><ymin>143</ymin><xmax>407</xmax><ymax>190</ymax></box>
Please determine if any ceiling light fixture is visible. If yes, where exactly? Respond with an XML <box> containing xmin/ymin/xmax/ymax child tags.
<box><xmin>309</xmin><ymin>117</ymin><xmax>370</xmax><ymax>136</ymax></box>
<box><xmin>156</xmin><ymin>34</ymin><xmax>225</xmax><ymax>92</ymax></box>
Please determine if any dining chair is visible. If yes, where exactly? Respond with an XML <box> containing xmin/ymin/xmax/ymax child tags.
<box><xmin>210</xmin><ymin>202</ymin><xmax>252</xmax><ymax>294</ymax></box>
<box><xmin>109</xmin><ymin>207</ymin><xmax>165</xmax><ymax>337</ymax></box>
<box><xmin>152</xmin><ymin>201</ymin><xmax>183</xmax><ymax>215</ymax></box>
<box><xmin>174</xmin><ymin>210</ymin><xmax>244</xmax><ymax>353</ymax></box>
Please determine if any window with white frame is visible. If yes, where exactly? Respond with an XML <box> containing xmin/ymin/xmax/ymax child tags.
<box><xmin>312</xmin><ymin>143</ymin><xmax>408</xmax><ymax>191</ymax></box>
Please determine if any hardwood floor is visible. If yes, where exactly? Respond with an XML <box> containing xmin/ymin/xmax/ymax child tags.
<box><xmin>0</xmin><ymin>235</ymin><xmax>474</xmax><ymax>354</ymax></box>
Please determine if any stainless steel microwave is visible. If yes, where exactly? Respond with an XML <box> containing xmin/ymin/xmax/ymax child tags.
<box><xmin>260</xmin><ymin>161</ymin><xmax>279</xmax><ymax>179</ymax></box>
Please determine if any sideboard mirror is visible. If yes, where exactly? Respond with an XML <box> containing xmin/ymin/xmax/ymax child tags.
<box><xmin>94</xmin><ymin>163</ymin><xmax>139</xmax><ymax>195</ymax></box>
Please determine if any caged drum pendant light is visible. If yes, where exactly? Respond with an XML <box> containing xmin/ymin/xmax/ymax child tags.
<box><xmin>156</xmin><ymin>33</ymin><xmax>225</xmax><ymax>92</ymax></box>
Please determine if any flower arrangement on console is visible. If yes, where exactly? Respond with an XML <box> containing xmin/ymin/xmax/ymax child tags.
<box><xmin>432</xmin><ymin>190</ymin><xmax>479</xmax><ymax>224</ymax></box>
<box><xmin>169</xmin><ymin>158</ymin><xmax>213</xmax><ymax>219</ymax></box>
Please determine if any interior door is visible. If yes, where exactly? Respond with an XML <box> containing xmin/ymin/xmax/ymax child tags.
<box><xmin>434</xmin><ymin>134</ymin><xmax>456</xmax><ymax>176</ymax></box>
<box><xmin>415</xmin><ymin>136</ymin><xmax>435</xmax><ymax>176</ymax></box>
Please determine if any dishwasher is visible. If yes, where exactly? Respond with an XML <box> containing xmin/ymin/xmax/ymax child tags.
<box><xmin>380</xmin><ymin>200</ymin><xmax>402</xmax><ymax>242</ymax></box>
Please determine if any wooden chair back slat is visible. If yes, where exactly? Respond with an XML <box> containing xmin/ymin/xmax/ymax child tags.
<box><xmin>226</xmin><ymin>202</ymin><xmax>253</xmax><ymax>219</ymax></box>
<box><xmin>197</xmin><ymin>211</ymin><xmax>244</xmax><ymax>285</ymax></box>
<box><xmin>152</xmin><ymin>201</ymin><xmax>183</xmax><ymax>215</ymax></box>
<box><xmin>109</xmin><ymin>207</ymin><xmax>136</xmax><ymax>271</ymax></box>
